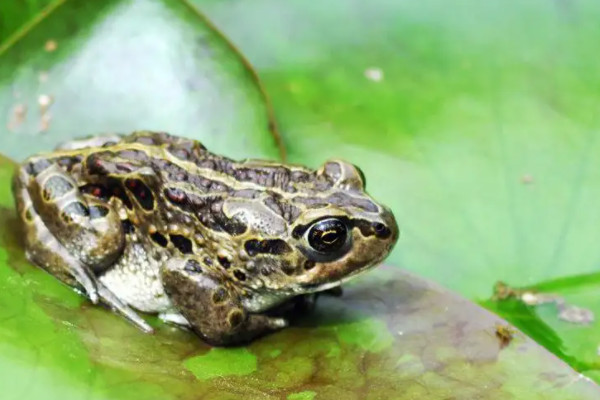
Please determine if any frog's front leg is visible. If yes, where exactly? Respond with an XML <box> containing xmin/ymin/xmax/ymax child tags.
<box><xmin>160</xmin><ymin>258</ymin><xmax>287</xmax><ymax>346</ymax></box>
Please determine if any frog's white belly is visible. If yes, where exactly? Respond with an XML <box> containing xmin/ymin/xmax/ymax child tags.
<box><xmin>99</xmin><ymin>242</ymin><xmax>172</xmax><ymax>313</ymax></box>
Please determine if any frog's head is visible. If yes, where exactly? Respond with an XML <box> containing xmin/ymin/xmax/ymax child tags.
<box><xmin>284</xmin><ymin>160</ymin><xmax>399</xmax><ymax>291</ymax></box>
<box><xmin>220</xmin><ymin>160</ymin><xmax>398</xmax><ymax>299</ymax></box>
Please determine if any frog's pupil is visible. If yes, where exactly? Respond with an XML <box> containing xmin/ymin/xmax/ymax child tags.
<box><xmin>308</xmin><ymin>218</ymin><xmax>347</xmax><ymax>253</ymax></box>
<box><xmin>321</xmin><ymin>231</ymin><xmax>339</xmax><ymax>244</ymax></box>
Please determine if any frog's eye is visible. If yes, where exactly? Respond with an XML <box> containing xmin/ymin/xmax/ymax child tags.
<box><xmin>307</xmin><ymin>218</ymin><xmax>348</xmax><ymax>253</ymax></box>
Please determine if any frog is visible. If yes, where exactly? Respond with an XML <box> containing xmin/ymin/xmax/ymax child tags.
<box><xmin>12</xmin><ymin>131</ymin><xmax>398</xmax><ymax>345</ymax></box>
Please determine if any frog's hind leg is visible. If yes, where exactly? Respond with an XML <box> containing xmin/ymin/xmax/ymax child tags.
<box><xmin>13</xmin><ymin>160</ymin><xmax>154</xmax><ymax>333</ymax></box>
<box><xmin>13</xmin><ymin>166</ymin><xmax>100</xmax><ymax>302</ymax></box>
<box><xmin>19</xmin><ymin>158</ymin><xmax>125</xmax><ymax>273</ymax></box>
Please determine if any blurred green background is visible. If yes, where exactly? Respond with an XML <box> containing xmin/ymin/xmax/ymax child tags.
<box><xmin>2</xmin><ymin>0</ymin><xmax>600</xmax><ymax>397</ymax></box>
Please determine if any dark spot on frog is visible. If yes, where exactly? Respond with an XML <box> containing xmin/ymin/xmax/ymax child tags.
<box><xmin>85</xmin><ymin>153</ymin><xmax>111</xmax><ymax>175</ymax></box>
<box><xmin>184</xmin><ymin>259</ymin><xmax>202</xmax><ymax>273</ymax></box>
<box><xmin>218</xmin><ymin>256</ymin><xmax>231</xmax><ymax>269</ymax></box>
<box><xmin>281</xmin><ymin>262</ymin><xmax>296</xmax><ymax>276</ymax></box>
<box><xmin>150</xmin><ymin>232</ymin><xmax>168</xmax><ymax>247</ymax></box>
<box><xmin>203</xmin><ymin>257</ymin><xmax>213</xmax><ymax>266</ymax></box>
<box><xmin>170</xmin><ymin>234</ymin><xmax>193</xmax><ymax>254</ymax></box>
<box><xmin>106</xmin><ymin>178</ymin><xmax>132</xmax><ymax>209</ymax></box>
<box><xmin>24</xmin><ymin>207</ymin><xmax>34</xmax><ymax>222</ymax></box>
<box><xmin>212</xmin><ymin>287</ymin><xmax>229</xmax><ymax>304</ymax></box>
<box><xmin>233</xmin><ymin>270</ymin><xmax>246</xmax><ymax>281</ymax></box>
<box><xmin>125</xmin><ymin>178</ymin><xmax>154</xmax><ymax>211</ymax></box>
<box><xmin>227</xmin><ymin>309</ymin><xmax>244</xmax><ymax>328</ymax></box>
<box><xmin>164</xmin><ymin>187</ymin><xmax>187</xmax><ymax>204</ymax></box>
<box><xmin>244</xmin><ymin>239</ymin><xmax>291</xmax><ymax>256</ymax></box>
<box><xmin>80</xmin><ymin>183</ymin><xmax>109</xmax><ymax>201</ymax></box>
<box><xmin>303</xmin><ymin>260</ymin><xmax>316</xmax><ymax>270</ymax></box>
<box><xmin>219</xmin><ymin>215</ymin><xmax>247</xmax><ymax>236</ymax></box>
<box><xmin>121</xmin><ymin>219</ymin><xmax>135</xmax><ymax>234</ymax></box>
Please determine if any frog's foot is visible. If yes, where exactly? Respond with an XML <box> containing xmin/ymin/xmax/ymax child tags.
<box><xmin>160</xmin><ymin>257</ymin><xmax>287</xmax><ymax>346</ymax></box>
<box><xmin>96</xmin><ymin>282</ymin><xmax>154</xmax><ymax>333</ymax></box>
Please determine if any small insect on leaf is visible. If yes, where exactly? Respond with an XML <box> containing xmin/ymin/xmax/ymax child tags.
<box><xmin>495</xmin><ymin>323</ymin><xmax>516</xmax><ymax>350</ymax></box>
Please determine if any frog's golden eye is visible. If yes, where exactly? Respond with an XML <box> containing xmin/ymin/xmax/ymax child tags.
<box><xmin>307</xmin><ymin>218</ymin><xmax>348</xmax><ymax>253</ymax></box>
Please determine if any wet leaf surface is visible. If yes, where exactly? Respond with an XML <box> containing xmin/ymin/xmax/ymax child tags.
<box><xmin>0</xmin><ymin>0</ymin><xmax>282</xmax><ymax>161</ymax></box>
<box><xmin>483</xmin><ymin>274</ymin><xmax>600</xmax><ymax>382</ymax></box>
<box><xmin>2</xmin><ymin>153</ymin><xmax>600</xmax><ymax>399</ymax></box>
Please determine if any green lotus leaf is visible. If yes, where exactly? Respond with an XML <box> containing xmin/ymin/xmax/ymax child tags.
<box><xmin>1</xmin><ymin>153</ymin><xmax>598</xmax><ymax>399</ymax></box>
<box><xmin>2</xmin><ymin>0</ymin><xmax>600</xmax><ymax>398</ymax></box>
<box><xmin>0</xmin><ymin>0</ymin><xmax>282</xmax><ymax>161</ymax></box>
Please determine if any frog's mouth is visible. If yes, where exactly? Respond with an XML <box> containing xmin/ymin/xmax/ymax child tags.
<box><xmin>292</xmin><ymin>236</ymin><xmax>394</xmax><ymax>294</ymax></box>
<box><xmin>292</xmin><ymin>257</ymin><xmax>383</xmax><ymax>294</ymax></box>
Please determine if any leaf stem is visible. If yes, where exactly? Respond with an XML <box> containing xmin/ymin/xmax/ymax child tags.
<box><xmin>0</xmin><ymin>0</ymin><xmax>68</xmax><ymax>57</ymax></box>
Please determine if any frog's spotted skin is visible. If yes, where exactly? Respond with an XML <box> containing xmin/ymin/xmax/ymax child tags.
<box><xmin>13</xmin><ymin>131</ymin><xmax>398</xmax><ymax>345</ymax></box>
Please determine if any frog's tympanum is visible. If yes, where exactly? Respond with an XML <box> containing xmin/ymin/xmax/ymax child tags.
<box><xmin>13</xmin><ymin>132</ymin><xmax>398</xmax><ymax>345</ymax></box>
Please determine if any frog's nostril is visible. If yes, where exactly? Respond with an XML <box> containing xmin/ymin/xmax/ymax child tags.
<box><xmin>373</xmin><ymin>222</ymin><xmax>386</xmax><ymax>233</ymax></box>
<box><xmin>372</xmin><ymin>222</ymin><xmax>391</xmax><ymax>239</ymax></box>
